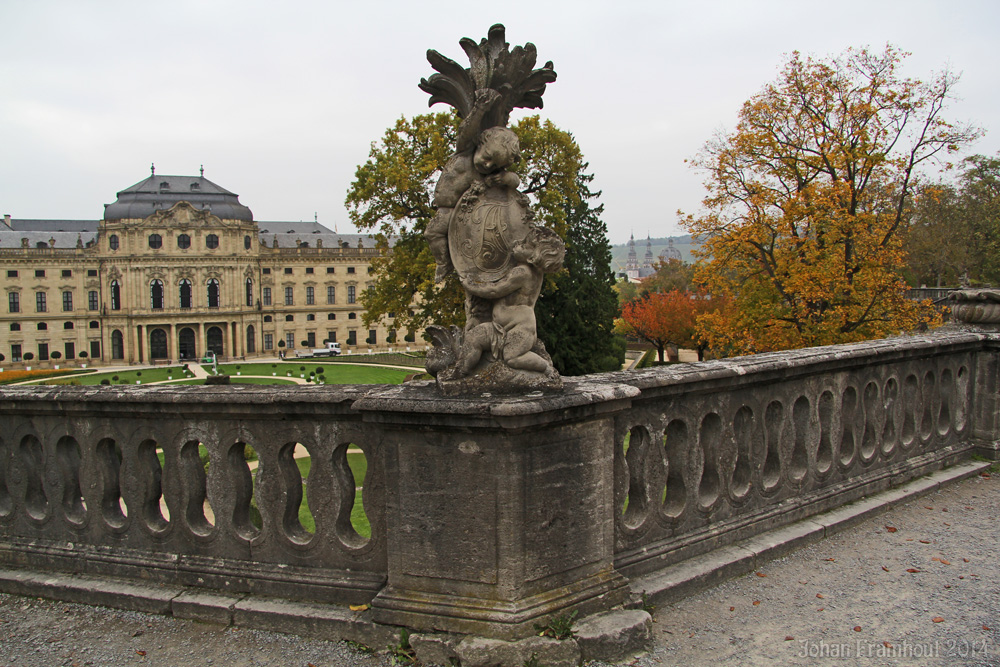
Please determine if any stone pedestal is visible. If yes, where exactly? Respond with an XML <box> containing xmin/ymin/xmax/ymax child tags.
<box><xmin>354</xmin><ymin>380</ymin><xmax>637</xmax><ymax>639</ymax></box>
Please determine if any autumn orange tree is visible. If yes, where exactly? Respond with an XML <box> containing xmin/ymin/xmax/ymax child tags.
<box><xmin>685</xmin><ymin>46</ymin><xmax>980</xmax><ymax>355</ymax></box>
<box><xmin>616</xmin><ymin>290</ymin><xmax>711</xmax><ymax>362</ymax></box>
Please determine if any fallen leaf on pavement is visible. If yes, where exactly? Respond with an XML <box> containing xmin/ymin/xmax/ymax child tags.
<box><xmin>729</xmin><ymin>607</ymin><xmax>735</xmax><ymax>611</ymax></box>
<box><xmin>349</xmin><ymin>604</ymin><xmax>369</xmax><ymax>612</ymax></box>
<box><xmin>816</xmin><ymin>593</ymin><xmax>824</xmax><ymax>598</ymax></box>
<box><xmin>919</xmin><ymin>540</ymin><xmax>931</xmax><ymax>544</ymax></box>
<box><xmin>931</xmin><ymin>558</ymin><xmax>950</xmax><ymax>565</ymax></box>
<box><xmin>135</xmin><ymin>651</ymin><xmax>146</xmax><ymax>657</ymax></box>
<box><xmin>756</xmin><ymin>572</ymin><xmax>766</xmax><ymax>577</ymax></box>
<box><xmin>885</xmin><ymin>526</ymin><xmax>898</xmax><ymax>533</ymax></box>
<box><xmin>882</xmin><ymin>566</ymin><xmax>890</xmax><ymax>572</ymax></box>
<box><xmin>752</xmin><ymin>600</ymin><xmax>760</xmax><ymax>606</ymax></box>
<box><xmin>963</xmin><ymin>558</ymin><xmax>970</xmax><ymax>562</ymax></box>
<box><xmin>932</xmin><ymin>617</ymin><xmax>944</xmax><ymax>623</ymax></box>
<box><xmin>884</xmin><ymin>641</ymin><xmax>892</xmax><ymax>648</ymax></box>
<box><xmin>853</xmin><ymin>626</ymin><xmax>862</xmax><ymax>632</ymax></box>
<box><xmin>824</xmin><ymin>558</ymin><xmax>835</xmax><ymax>562</ymax></box>
<box><xmin>906</xmin><ymin>568</ymin><xmax>921</xmax><ymax>573</ymax></box>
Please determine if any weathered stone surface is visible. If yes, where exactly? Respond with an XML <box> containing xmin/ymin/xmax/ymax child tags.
<box><xmin>410</xmin><ymin>633</ymin><xmax>460</xmax><ymax>666</ymax></box>
<box><xmin>455</xmin><ymin>635</ymin><xmax>580</xmax><ymax>667</ymax></box>
<box><xmin>172</xmin><ymin>590</ymin><xmax>242</xmax><ymax>625</ymax></box>
<box><xmin>574</xmin><ymin>609</ymin><xmax>652</xmax><ymax>663</ymax></box>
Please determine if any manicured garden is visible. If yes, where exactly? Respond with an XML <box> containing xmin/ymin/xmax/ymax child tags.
<box><xmin>215</xmin><ymin>362</ymin><xmax>411</xmax><ymax>384</ymax></box>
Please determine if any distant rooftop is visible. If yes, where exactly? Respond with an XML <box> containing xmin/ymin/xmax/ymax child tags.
<box><xmin>103</xmin><ymin>172</ymin><xmax>254</xmax><ymax>221</ymax></box>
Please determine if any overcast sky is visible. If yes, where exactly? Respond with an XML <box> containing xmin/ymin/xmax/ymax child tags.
<box><xmin>2</xmin><ymin>0</ymin><xmax>998</xmax><ymax>244</ymax></box>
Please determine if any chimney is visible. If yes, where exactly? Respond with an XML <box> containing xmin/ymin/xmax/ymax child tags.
<box><xmin>2</xmin><ymin>214</ymin><xmax>11</xmax><ymax>230</ymax></box>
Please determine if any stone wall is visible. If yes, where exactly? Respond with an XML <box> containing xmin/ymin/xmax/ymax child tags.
<box><xmin>0</xmin><ymin>330</ymin><xmax>997</xmax><ymax>641</ymax></box>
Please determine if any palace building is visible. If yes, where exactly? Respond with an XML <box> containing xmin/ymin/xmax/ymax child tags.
<box><xmin>0</xmin><ymin>170</ymin><xmax>403</xmax><ymax>367</ymax></box>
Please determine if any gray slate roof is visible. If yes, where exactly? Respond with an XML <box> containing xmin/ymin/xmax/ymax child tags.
<box><xmin>0</xmin><ymin>230</ymin><xmax>96</xmax><ymax>249</ymax></box>
<box><xmin>103</xmin><ymin>175</ymin><xmax>254</xmax><ymax>222</ymax></box>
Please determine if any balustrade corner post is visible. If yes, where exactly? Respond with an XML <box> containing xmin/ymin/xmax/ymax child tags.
<box><xmin>971</xmin><ymin>336</ymin><xmax>1000</xmax><ymax>461</ymax></box>
<box><xmin>353</xmin><ymin>380</ymin><xmax>638</xmax><ymax>640</ymax></box>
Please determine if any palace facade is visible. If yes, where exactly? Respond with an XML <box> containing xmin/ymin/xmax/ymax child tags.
<box><xmin>0</xmin><ymin>171</ymin><xmax>403</xmax><ymax>367</ymax></box>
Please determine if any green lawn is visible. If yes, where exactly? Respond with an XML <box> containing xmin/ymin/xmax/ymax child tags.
<box><xmin>36</xmin><ymin>366</ymin><xmax>195</xmax><ymax>385</ymax></box>
<box><xmin>167</xmin><ymin>377</ymin><xmax>298</xmax><ymax>385</ymax></box>
<box><xmin>214</xmin><ymin>362</ymin><xmax>410</xmax><ymax>384</ymax></box>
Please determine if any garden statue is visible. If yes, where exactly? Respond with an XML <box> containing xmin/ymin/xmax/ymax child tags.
<box><xmin>420</xmin><ymin>24</ymin><xmax>566</xmax><ymax>394</ymax></box>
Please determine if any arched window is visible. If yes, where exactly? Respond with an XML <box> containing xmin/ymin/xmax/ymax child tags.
<box><xmin>246</xmin><ymin>325</ymin><xmax>256</xmax><ymax>353</ymax></box>
<box><xmin>109</xmin><ymin>234</ymin><xmax>119</xmax><ymax>250</ymax></box>
<box><xmin>149</xmin><ymin>329</ymin><xmax>167</xmax><ymax>359</ymax></box>
<box><xmin>207</xmin><ymin>278</ymin><xmax>220</xmax><ymax>308</ymax></box>
<box><xmin>111</xmin><ymin>330</ymin><xmax>124</xmax><ymax>359</ymax></box>
<box><xmin>245</xmin><ymin>278</ymin><xmax>253</xmax><ymax>307</ymax></box>
<box><xmin>244</xmin><ymin>235</ymin><xmax>252</xmax><ymax>250</ymax></box>
<box><xmin>110</xmin><ymin>280</ymin><xmax>121</xmax><ymax>310</ymax></box>
<box><xmin>179</xmin><ymin>279</ymin><xmax>192</xmax><ymax>309</ymax></box>
<box><xmin>150</xmin><ymin>279</ymin><xmax>164</xmax><ymax>309</ymax></box>
<box><xmin>206</xmin><ymin>326</ymin><xmax>223</xmax><ymax>356</ymax></box>
<box><xmin>63</xmin><ymin>321</ymin><xmax>74</xmax><ymax>330</ymax></box>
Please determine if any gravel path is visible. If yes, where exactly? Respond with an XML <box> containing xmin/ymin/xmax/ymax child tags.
<box><xmin>1</xmin><ymin>471</ymin><xmax>997</xmax><ymax>666</ymax></box>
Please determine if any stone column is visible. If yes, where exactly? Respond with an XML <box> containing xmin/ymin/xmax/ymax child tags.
<box><xmin>356</xmin><ymin>378</ymin><xmax>637</xmax><ymax>640</ymax></box>
<box><xmin>198</xmin><ymin>322</ymin><xmax>205</xmax><ymax>360</ymax></box>
<box><xmin>135</xmin><ymin>324</ymin><xmax>144</xmax><ymax>364</ymax></box>
<box><xmin>168</xmin><ymin>323</ymin><xmax>178</xmax><ymax>363</ymax></box>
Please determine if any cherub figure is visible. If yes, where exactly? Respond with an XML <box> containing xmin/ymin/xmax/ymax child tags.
<box><xmin>451</xmin><ymin>225</ymin><xmax>564</xmax><ymax>376</ymax></box>
<box><xmin>424</xmin><ymin>90</ymin><xmax>522</xmax><ymax>283</ymax></box>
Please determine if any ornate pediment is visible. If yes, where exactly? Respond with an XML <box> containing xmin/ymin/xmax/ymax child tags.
<box><xmin>143</xmin><ymin>201</ymin><xmax>228</xmax><ymax>229</ymax></box>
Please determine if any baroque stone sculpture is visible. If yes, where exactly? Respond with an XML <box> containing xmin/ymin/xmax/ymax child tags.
<box><xmin>420</xmin><ymin>25</ymin><xmax>565</xmax><ymax>394</ymax></box>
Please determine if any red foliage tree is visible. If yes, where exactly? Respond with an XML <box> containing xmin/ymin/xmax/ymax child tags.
<box><xmin>617</xmin><ymin>290</ymin><xmax>711</xmax><ymax>362</ymax></box>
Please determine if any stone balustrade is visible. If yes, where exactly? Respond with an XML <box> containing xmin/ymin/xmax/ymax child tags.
<box><xmin>0</xmin><ymin>329</ymin><xmax>997</xmax><ymax>643</ymax></box>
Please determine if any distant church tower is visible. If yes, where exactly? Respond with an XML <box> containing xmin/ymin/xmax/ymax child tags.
<box><xmin>643</xmin><ymin>235</ymin><xmax>655</xmax><ymax>270</ymax></box>
<box><xmin>626</xmin><ymin>233</ymin><xmax>639</xmax><ymax>273</ymax></box>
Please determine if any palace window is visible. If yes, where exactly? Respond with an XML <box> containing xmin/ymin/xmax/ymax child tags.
<box><xmin>64</xmin><ymin>342</ymin><xmax>75</xmax><ymax>359</ymax></box>
<box><xmin>38</xmin><ymin>343</ymin><xmax>49</xmax><ymax>361</ymax></box>
<box><xmin>284</xmin><ymin>287</ymin><xmax>293</xmax><ymax>306</ymax></box>
<box><xmin>206</xmin><ymin>234</ymin><xmax>219</xmax><ymax>249</ymax></box>
<box><xmin>177</xmin><ymin>234</ymin><xmax>191</xmax><ymax>249</ymax></box>
<box><xmin>347</xmin><ymin>286</ymin><xmax>356</xmax><ymax>304</ymax></box>
<box><xmin>88</xmin><ymin>290</ymin><xmax>99</xmax><ymax>310</ymax></box>
<box><xmin>62</xmin><ymin>270</ymin><xmax>72</xmax><ymax>278</ymax></box>
<box><xmin>62</xmin><ymin>291</ymin><xmax>73</xmax><ymax>312</ymax></box>
<box><xmin>7</xmin><ymin>270</ymin><xmax>17</xmax><ymax>278</ymax></box>
<box><xmin>148</xmin><ymin>233</ymin><xmax>162</xmax><ymax>249</ymax></box>
<box><xmin>9</xmin><ymin>323</ymin><xmax>20</xmax><ymax>331</ymax></box>
<box><xmin>347</xmin><ymin>330</ymin><xmax>357</xmax><ymax>346</ymax></box>
<box><xmin>35</xmin><ymin>291</ymin><xmax>47</xmax><ymax>312</ymax></box>
<box><xmin>263</xmin><ymin>333</ymin><xmax>273</xmax><ymax>350</ymax></box>
<box><xmin>244</xmin><ymin>235</ymin><xmax>251</xmax><ymax>250</ymax></box>
<box><xmin>11</xmin><ymin>344</ymin><xmax>22</xmax><ymax>363</ymax></box>
<box><xmin>151</xmin><ymin>280</ymin><xmax>164</xmax><ymax>309</ymax></box>
<box><xmin>110</xmin><ymin>280</ymin><xmax>121</xmax><ymax>310</ymax></box>
<box><xmin>8</xmin><ymin>292</ymin><xmax>19</xmax><ymax>313</ymax></box>
<box><xmin>63</xmin><ymin>322</ymin><xmax>74</xmax><ymax>330</ymax></box>
<box><xmin>37</xmin><ymin>322</ymin><xmax>47</xmax><ymax>330</ymax></box>
<box><xmin>111</xmin><ymin>330</ymin><xmax>124</xmax><ymax>359</ymax></box>
<box><xmin>306</xmin><ymin>286</ymin><xmax>315</xmax><ymax>305</ymax></box>
<box><xmin>262</xmin><ymin>287</ymin><xmax>271</xmax><ymax>306</ymax></box>
<box><xmin>179</xmin><ymin>279</ymin><xmax>192</xmax><ymax>309</ymax></box>
<box><xmin>246</xmin><ymin>278</ymin><xmax>253</xmax><ymax>307</ymax></box>
<box><xmin>326</xmin><ymin>286</ymin><xmax>335</xmax><ymax>304</ymax></box>
<box><xmin>35</xmin><ymin>270</ymin><xmax>45</xmax><ymax>278</ymax></box>
<box><xmin>285</xmin><ymin>333</ymin><xmax>295</xmax><ymax>349</ymax></box>
<box><xmin>207</xmin><ymin>279</ymin><xmax>220</xmax><ymax>308</ymax></box>
<box><xmin>109</xmin><ymin>235</ymin><xmax>119</xmax><ymax>250</ymax></box>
